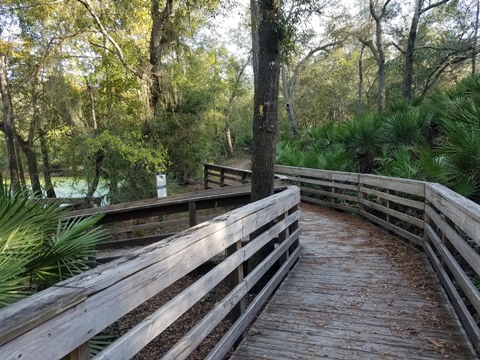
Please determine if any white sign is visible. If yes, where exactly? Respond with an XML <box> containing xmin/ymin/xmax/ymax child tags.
<box><xmin>156</xmin><ymin>167</ymin><xmax>167</xmax><ymax>198</ymax></box>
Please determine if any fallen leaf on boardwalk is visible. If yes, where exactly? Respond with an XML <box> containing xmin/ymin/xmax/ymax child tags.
<box><xmin>429</xmin><ymin>339</ymin><xmax>445</xmax><ymax>348</ymax></box>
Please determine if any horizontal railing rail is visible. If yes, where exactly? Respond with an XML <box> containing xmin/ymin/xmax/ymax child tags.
<box><xmin>0</xmin><ymin>186</ymin><xmax>301</xmax><ymax>360</ymax></box>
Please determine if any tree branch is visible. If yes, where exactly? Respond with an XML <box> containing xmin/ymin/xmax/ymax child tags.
<box><xmin>2</xmin><ymin>0</ymin><xmax>65</xmax><ymax>11</ymax></box>
<box><xmin>75</xmin><ymin>0</ymin><xmax>141</xmax><ymax>79</ymax></box>
<box><xmin>389</xmin><ymin>42</ymin><xmax>405</xmax><ymax>54</ymax></box>
<box><xmin>421</xmin><ymin>0</ymin><xmax>451</xmax><ymax>15</ymax></box>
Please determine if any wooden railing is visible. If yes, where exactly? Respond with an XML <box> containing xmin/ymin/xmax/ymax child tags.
<box><xmin>273</xmin><ymin>164</ymin><xmax>480</xmax><ymax>352</ymax></box>
<box><xmin>0</xmin><ymin>186</ymin><xmax>301</xmax><ymax>360</ymax></box>
<box><xmin>204</xmin><ymin>163</ymin><xmax>252</xmax><ymax>189</ymax></box>
<box><xmin>204</xmin><ymin>163</ymin><xmax>286</xmax><ymax>189</ymax></box>
<box><xmin>205</xmin><ymin>163</ymin><xmax>480</xmax><ymax>351</ymax></box>
<box><xmin>67</xmin><ymin>185</ymin><xmax>260</xmax><ymax>261</ymax></box>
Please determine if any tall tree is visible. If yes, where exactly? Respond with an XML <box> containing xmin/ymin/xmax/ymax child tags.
<box><xmin>368</xmin><ymin>0</ymin><xmax>391</xmax><ymax>112</ymax></box>
<box><xmin>0</xmin><ymin>55</ymin><xmax>20</xmax><ymax>188</ymax></box>
<box><xmin>251</xmin><ymin>0</ymin><xmax>282</xmax><ymax>201</ymax></box>
<box><xmin>282</xmin><ymin>40</ymin><xmax>343</xmax><ymax>136</ymax></box>
<box><xmin>473</xmin><ymin>0</ymin><xmax>479</xmax><ymax>75</ymax></box>
<box><xmin>404</xmin><ymin>0</ymin><xmax>451</xmax><ymax>100</ymax></box>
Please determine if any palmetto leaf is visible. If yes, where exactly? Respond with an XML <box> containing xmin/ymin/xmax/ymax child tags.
<box><xmin>0</xmin><ymin>185</ymin><xmax>106</xmax><ymax>304</ymax></box>
<box><xmin>30</xmin><ymin>214</ymin><xmax>106</xmax><ymax>286</ymax></box>
<box><xmin>0</xmin><ymin>230</ymin><xmax>36</xmax><ymax>308</ymax></box>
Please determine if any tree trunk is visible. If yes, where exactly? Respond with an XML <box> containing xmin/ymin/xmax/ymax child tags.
<box><xmin>281</xmin><ymin>64</ymin><xmax>299</xmax><ymax>136</ymax></box>
<box><xmin>369</xmin><ymin>0</ymin><xmax>390</xmax><ymax>113</ymax></box>
<box><xmin>16</xmin><ymin>135</ymin><xmax>42</xmax><ymax>196</ymax></box>
<box><xmin>250</xmin><ymin>0</ymin><xmax>281</xmax><ymax>203</ymax></box>
<box><xmin>357</xmin><ymin>46</ymin><xmax>365</xmax><ymax>114</ymax></box>
<box><xmin>226</xmin><ymin>126</ymin><xmax>233</xmax><ymax>154</ymax></box>
<box><xmin>149</xmin><ymin>0</ymin><xmax>174</xmax><ymax>117</ymax></box>
<box><xmin>86</xmin><ymin>79</ymin><xmax>97</xmax><ymax>130</ymax></box>
<box><xmin>404</xmin><ymin>0</ymin><xmax>423</xmax><ymax>100</ymax></box>
<box><xmin>0</xmin><ymin>55</ymin><xmax>21</xmax><ymax>188</ymax></box>
<box><xmin>40</xmin><ymin>130</ymin><xmax>56</xmax><ymax>198</ymax></box>
<box><xmin>86</xmin><ymin>151</ymin><xmax>104</xmax><ymax>206</ymax></box>
<box><xmin>474</xmin><ymin>0</ymin><xmax>479</xmax><ymax>75</ymax></box>
<box><xmin>404</xmin><ymin>0</ymin><xmax>451</xmax><ymax>98</ymax></box>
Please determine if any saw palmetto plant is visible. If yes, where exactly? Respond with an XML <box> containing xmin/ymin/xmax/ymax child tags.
<box><xmin>0</xmin><ymin>185</ymin><xmax>106</xmax><ymax>308</ymax></box>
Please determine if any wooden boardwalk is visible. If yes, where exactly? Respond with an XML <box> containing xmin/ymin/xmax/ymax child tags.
<box><xmin>232</xmin><ymin>204</ymin><xmax>478</xmax><ymax>359</ymax></box>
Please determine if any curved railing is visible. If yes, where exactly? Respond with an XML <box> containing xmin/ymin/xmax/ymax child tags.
<box><xmin>204</xmin><ymin>163</ymin><xmax>480</xmax><ymax>351</ymax></box>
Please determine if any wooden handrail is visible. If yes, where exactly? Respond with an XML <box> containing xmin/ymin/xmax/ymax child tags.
<box><xmin>0</xmin><ymin>186</ymin><xmax>301</xmax><ymax>360</ymax></box>
<box><xmin>204</xmin><ymin>163</ymin><xmax>287</xmax><ymax>189</ymax></box>
<box><xmin>272</xmin><ymin>164</ymin><xmax>480</xmax><ymax>352</ymax></box>
<box><xmin>67</xmin><ymin>185</ymin><xmax>286</xmax><ymax>260</ymax></box>
<box><xmin>205</xmin><ymin>162</ymin><xmax>480</xmax><ymax>351</ymax></box>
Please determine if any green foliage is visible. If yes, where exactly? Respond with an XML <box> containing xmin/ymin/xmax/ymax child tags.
<box><xmin>0</xmin><ymin>186</ymin><xmax>106</xmax><ymax>308</ymax></box>
<box><xmin>276</xmin><ymin>74</ymin><xmax>480</xmax><ymax>203</ymax></box>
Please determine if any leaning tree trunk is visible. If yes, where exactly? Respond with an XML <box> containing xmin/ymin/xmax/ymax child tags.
<box><xmin>0</xmin><ymin>55</ymin><xmax>20</xmax><ymax>188</ymax></box>
<box><xmin>250</xmin><ymin>0</ymin><xmax>282</xmax><ymax>202</ymax></box>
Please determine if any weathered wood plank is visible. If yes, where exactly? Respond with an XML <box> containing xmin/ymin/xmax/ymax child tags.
<box><xmin>359</xmin><ymin>174</ymin><xmax>425</xmax><ymax>196</ymax></box>
<box><xmin>301</xmin><ymin>196</ymin><xmax>358</xmax><ymax>213</ymax></box>
<box><xmin>359</xmin><ymin>186</ymin><xmax>424</xmax><ymax>210</ymax></box>
<box><xmin>424</xmin><ymin>242</ymin><xmax>480</xmax><ymax>352</ymax></box>
<box><xmin>205</xmin><ymin>247</ymin><xmax>301</xmax><ymax>360</ymax></box>
<box><xmin>275</xmin><ymin>165</ymin><xmax>360</xmax><ymax>182</ymax></box>
<box><xmin>426</xmin><ymin>183</ymin><xmax>480</xmax><ymax>245</ymax></box>
<box><xmin>299</xmin><ymin>186</ymin><xmax>358</xmax><ymax>202</ymax></box>
<box><xmin>93</xmin><ymin>214</ymin><xmax>301</xmax><ymax>360</ymax></box>
<box><xmin>360</xmin><ymin>198</ymin><xmax>424</xmax><ymax>228</ymax></box>
<box><xmin>425</xmin><ymin>223</ymin><xmax>480</xmax><ymax>315</ymax></box>
<box><xmin>286</xmin><ymin>175</ymin><xmax>359</xmax><ymax>191</ymax></box>
<box><xmin>0</xmin><ymin>286</ymin><xmax>86</xmax><ymax>347</ymax></box>
<box><xmin>161</xmin><ymin>229</ymin><xmax>301</xmax><ymax>360</ymax></box>
<box><xmin>426</xmin><ymin>205</ymin><xmax>480</xmax><ymax>275</ymax></box>
<box><xmin>360</xmin><ymin>210</ymin><xmax>424</xmax><ymax>246</ymax></box>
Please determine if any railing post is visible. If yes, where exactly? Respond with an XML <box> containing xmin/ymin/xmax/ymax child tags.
<box><xmin>226</xmin><ymin>239</ymin><xmax>245</xmax><ymax>345</ymax></box>
<box><xmin>188</xmin><ymin>201</ymin><xmax>197</xmax><ymax>227</ymax></box>
<box><xmin>277</xmin><ymin>212</ymin><xmax>290</xmax><ymax>266</ymax></box>
<box><xmin>220</xmin><ymin>168</ymin><xmax>225</xmax><ymax>187</ymax></box>
<box><xmin>241</xmin><ymin>172</ymin><xmax>247</xmax><ymax>184</ymax></box>
<box><xmin>358</xmin><ymin>176</ymin><xmax>366</xmax><ymax>214</ymax></box>
<box><xmin>331</xmin><ymin>180</ymin><xmax>337</xmax><ymax>205</ymax></box>
<box><xmin>386</xmin><ymin>189</ymin><xmax>394</xmax><ymax>235</ymax></box>
<box><xmin>288</xmin><ymin>205</ymin><xmax>299</xmax><ymax>252</ymax></box>
<box><xmin>204</xmin><ymin>164</ymin><xmax>209</xmax><ymax>189</ymax></box>
<box><xmin>64</xmin><ymin>342</ymin><xmax>89</xmax><ymax>360</ymax></box>
<box><xmin>423</xmin><ymin>190</ymin><xmax>431</xmax><ymax>246</ymax></box>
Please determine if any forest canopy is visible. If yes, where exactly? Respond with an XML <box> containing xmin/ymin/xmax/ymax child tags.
<box><xmin>0</xmin><ymin>0</ymin><xmax>478</xmax><ymax>203</ymax></box>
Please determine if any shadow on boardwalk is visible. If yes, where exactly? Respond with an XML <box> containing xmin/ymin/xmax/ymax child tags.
<box><xmin>232</xmin><ymin>203</ymin><xmax>477</xmax><ymax>359</ymax></box>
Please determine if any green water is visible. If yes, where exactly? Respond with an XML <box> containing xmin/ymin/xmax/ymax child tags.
<box><xmin>45</xmin><ymin>177</ymin><xmax>108</xmax><ymax>199</ymax></box>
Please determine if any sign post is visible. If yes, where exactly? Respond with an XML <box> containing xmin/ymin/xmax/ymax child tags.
<box><xmin>156</xmin><ymin>166</ymin><xmax>167</xmax><ymax>198</ymax></box>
